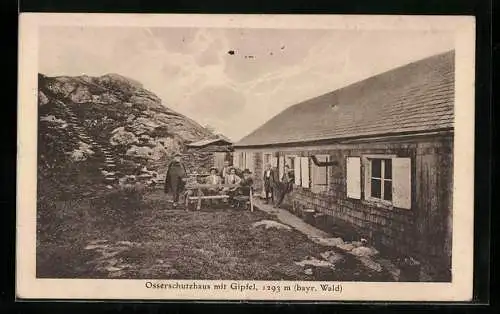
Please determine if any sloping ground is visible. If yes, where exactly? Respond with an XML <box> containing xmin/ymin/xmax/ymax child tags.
<box><xmin>37</xmin><ymin>189</ymin><xmax>393</xmax><ymax>281</ymax></box>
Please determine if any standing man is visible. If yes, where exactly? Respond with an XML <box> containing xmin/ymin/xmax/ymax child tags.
<box><xmin>275</xmin><ymin>164</ymin><xmax>294</xmax><ymax>208</ymax></box>
<box><xmin>219</xmin><ymin>160</ymin><xmax>232</xmax><ymax>183</ymax></box>
<box><xmin>164</xmin><ymin>152</ymin><xmax>187</xmax><ymax>209</ymax></box>
<box><xmin>263</xmin><ymin>163</ymin><xmax>276</xmax><ymax>204</ymax></box>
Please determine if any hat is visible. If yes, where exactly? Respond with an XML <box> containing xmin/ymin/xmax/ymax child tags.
<box><xmin>209</xmin><ymin>167</ymin><xmax>218</xmax><ymax>172</ymax></box>
<box><xmin>173</xmin><ymin>152</ymin><xmax>182</xmax><ymax>157</ymax></box>
<box><xmin>242</xmin><ymin>169</ymin><xmax>252</xmax><ymax>174</ymax></box>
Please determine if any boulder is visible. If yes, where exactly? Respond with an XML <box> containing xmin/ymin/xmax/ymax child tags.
<box><xmin>110</xmin><ymin>129</ymin><xmax>139</xmax><ymax>146</ymax></box>
<box><xmin>70</xmin><ymin>86</ymin><xmax>93</xmax><ymax>103</ymax></box>
<box><xmin>319</xmin><ymin>251</ymin><xmax>345</xmax><ymax>264</ymax></box>
<box><xmin>310</xmin><ymin>237</ymin><xmax>344</xmax><ymax>247</ymax></box>
<box><xmin>127</xmin><ymin>114</ymin><xmax>136</xmax><ymax>123</ymax></box>
<box><xmin>40</xmin><ymin>115</ymin><xmax>68</xmax><ymax>128</ymax></box>
<box><xmin>38</xmin><ymin>91</ymin><xmax>49</xmax><ymax>105</ymax></box>
<box><xmin>68</xmin><ymin>141</ymin><xmax>94</xmax><ymax>161</ymax></box>
<box><xmin>252</xmin><ymin>220</ymin><xmax>292</xmax><ymax>231</ymax></box>
<box><xmin>126</xmin><ymin>145</ymin><xmax>153</xmax><ymax>159</ymax></box>
<box><xmin>336</xmin><ymin>243</ymin><xmax>355</xmax><ymax>251</ymax></box>
<box><xmin>111</xmin><ymin>126</ymin><xmax>125</xmax><ymax>134</ymax></box>
<box><xmin>349</xmin><ymin>246</ymin><xmax>379</xmax><ymax>257</ymax></box>
<box><xmin>295</xmin><ymin>257</ymin><xmax>334</xmax><ymax>268</ymax></box>
<box><xmin>358</xmin><ymin>257</ymin><xmax>383</xmax><ymax>272</ymax></box>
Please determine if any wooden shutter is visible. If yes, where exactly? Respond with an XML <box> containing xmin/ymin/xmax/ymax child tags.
<box><xmin>245</xmin><ymin>152</ymin><xmax>254</xmax><ymax>172</ymax></box>
<box><xmin>346</xmin><ymin>157</ymin><xmax>361</xmax><ymax>199</ymax></box>
<box><xmin>392</xmin><ymin>157</ymin><xmax>412</xmax><ymax>209</ymax></box>
<box><xmin>294</xmin><ymin>156</ymin><xmax>301</xmax><ymax>186</ymax></box>
<box><xmin>233</xmin><ymin>153</ymin><xmax>240</xmax><ymax>170</ymax></box>
<box><xmin>271</xmin><ymin>156</ymin><xmax>278</xmax><ymax>168</ymax></box>
<box><xmin>278</xmin><ymin>156</ymin><xmax>285</xmax><ymax>179</ymax></box>
<box><xmin>300</xmin><ymin>157</ymin><xmax>310</xmax><ymax>188</ymax></box>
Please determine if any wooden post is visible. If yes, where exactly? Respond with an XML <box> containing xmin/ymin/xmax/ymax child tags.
<box><xmin>250</xmin><ymin>188</ymin><xmax>254</xmax><ymax>212</ymax></box>
<box><xmin>197</xmin><ymin>187</ymin><xmax>202</xmax><ymax>210</ymax></box>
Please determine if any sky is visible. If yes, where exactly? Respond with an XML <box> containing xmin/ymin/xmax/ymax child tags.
<box><xmin>39</xmin><ymin>26</ymin><xmax>455</xmax><ymax>141</ymax></box>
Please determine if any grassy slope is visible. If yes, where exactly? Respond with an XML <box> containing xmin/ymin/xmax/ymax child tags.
<box><xmin>37</xmin><ymin>189</ymin><xmax>392</xmax><ymax>281</ymax></box>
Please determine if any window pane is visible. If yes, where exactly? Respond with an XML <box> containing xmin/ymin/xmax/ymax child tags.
<box><xmin>371</xmin><ymin>178</ymin><xmax>381</xmax><ymax>198</ymax></box>
<box><xmin>384</xmin><ymin>159</ymin><xmax>392</xmax><ymax>179</ymax></box>
<box><xmin>384</xmin><ymin>180</ymin><xmax>392</xmax><ymax>201</ymax></box>
<box><xmin>371</xmin><ymin>159</ymin><xmax>381</xmax><ymax>178</ymax></box>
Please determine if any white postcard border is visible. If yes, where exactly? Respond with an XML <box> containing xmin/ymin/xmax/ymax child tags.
<box><xmin>17</xmin><ymin>13</ymin><xmax>476</xmax><ymax>301</ymax></box>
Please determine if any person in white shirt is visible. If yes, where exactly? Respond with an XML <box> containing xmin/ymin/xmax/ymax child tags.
<box><xmin>205</xmin><ymin>167</ymin><xmax>222</xmax><ymax>195</ymax></box>
<box><xmin>222</xmin><ymin>167</ymin><xmax>241</xmax><ymax>206</ymax></box>
<box><xmin>219</xmin><ymin>160</ymin><xmax>231</xmax><ymax>182</ymax></box>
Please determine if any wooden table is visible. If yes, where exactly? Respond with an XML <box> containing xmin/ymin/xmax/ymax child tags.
<box><xmin>184</xmin><ymin>183</ymin><xmax>254</xmax><ymax>212</ymax></box>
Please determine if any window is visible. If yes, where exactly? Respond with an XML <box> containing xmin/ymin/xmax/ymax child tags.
<box><xmin>368</xmin><ymin>158</ymin><xmax>392</xmax><ymax>202</ymax></box>
<box><xmin>346</xmin><ymin>155</ymin><xmax>412</xmax><ymax>209</ymax></box>
<box><xmin>285</xmin><ymin>155</ymin><xmax>295</xmax><ymax>169</ymax></box>
<box><xmin>234</xmin><ymin>152</ymin><xmax>253</xmax><ymax>171</ymax></box>
<box><xmin>263</xmin><ymin>153</ymin><xmax>272</xmax><ymax>167</ymax></box>
<box><xmin>294</xmin><ymin>156</ymin><xmax>301</xmax><ymax>186</ymax></box>
<box><xmin>311</xmin><ymin>155</ymin><xmax>329</xmax><ymax>193</ymax></box>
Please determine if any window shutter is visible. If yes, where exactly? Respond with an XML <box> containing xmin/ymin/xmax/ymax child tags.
<box><xmin>346</xmin><ymin>157</ymin><xmax>361</xmax><ymax>199</ymax></box>
<box><xmin>233</xmin><ymin>153</ymin><xmax>240</xmax><ymax>170</ymax></box>
<box><xmin>294</xmin><ymin>156</ymin><xmax>301</xmax><ymax>186</ymax></box>
<box><xmin>392</xmin><ymin>157</ymin><xmax>412</xmax><ymax>209</ymax></box>
<box><xmin>278</xmin><ymin>156</ymin><xmax>285</xmax><ymax>179</ymax></box>
<box><xmin>300</xmin><ymin>157</ymin><xmax>310</xmax><ymax>188</ymax></box>
<box><xmin>239</xmin><ymin>152</ymin><xmax>245</xmax><ymax>169</ymax></box>
<box><xmin>245</xmin><ymin>152</ymin><xmax>254</xmax><ymax>172</ymax></box>
<box><xmin>271</xmin><ymin>156</ymin><xmax>278</xmax><ymax>168</ymax></box>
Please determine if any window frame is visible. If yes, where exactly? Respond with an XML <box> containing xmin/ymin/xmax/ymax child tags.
<box><xmin>362</xmin><ymin>154</ymin><xmax>396</xmax><ymax>207</ymax></box>
<box><xmin>311</xmin><ymin>154</ymin><xmax>330</xmax><ymax>193</ymax></box>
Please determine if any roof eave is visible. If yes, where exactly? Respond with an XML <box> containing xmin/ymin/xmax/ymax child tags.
<box><xmin>233</xmin><ymin>127</ymin><xmax>454</xmax><ymax>149</ymax></box>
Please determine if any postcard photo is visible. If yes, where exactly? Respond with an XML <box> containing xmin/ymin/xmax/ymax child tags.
<box><xmin>17</xmin><ymin>13</ymin><xmax>475</xmax><ymax>301</ymax></box>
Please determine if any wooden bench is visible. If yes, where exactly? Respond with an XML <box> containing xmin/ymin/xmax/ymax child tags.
<box><xmin>184</xmin><ymin>183</ymin><xmax>254</xmax><ymax>212</ymax></box>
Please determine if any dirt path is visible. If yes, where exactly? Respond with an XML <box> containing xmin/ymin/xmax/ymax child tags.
<box><xmin>253</xmin><ymin>198</ymin><xmax>402</xmax><ymax>280</ymax></box>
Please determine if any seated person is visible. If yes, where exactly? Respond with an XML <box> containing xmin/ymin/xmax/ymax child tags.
<box><xmin>238</xmin><ymin>169</ymin><xmax>254</xmax><ymax>197</ymax></box>
<box><xmin>233</xmin><ymin>169</ymin><xmax>253</xmax><ymax>208</ymax></box>
<box><xmin>204</xmin><ymin>167</ymin><xmax>222</xmax><ymax>195</ymax></box>
<box><xmin>222</xmin><ymin>167</ymin><xmax>241</xmax><ymax>205</ymax></box>
<box><xmin>184</xmin><ymin>174</ymin><xmax>203</xmax><ymax>200</ymax></box>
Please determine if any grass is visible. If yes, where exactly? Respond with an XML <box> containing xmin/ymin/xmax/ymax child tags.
<box><xmin>37</xmin><ymin>188</ymin><xmax>392</xmax><ymax>281</ymax></box>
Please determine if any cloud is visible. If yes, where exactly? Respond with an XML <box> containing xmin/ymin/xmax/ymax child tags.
<box><xmin>185</xmin><ymin>85</ymin><xmax>246</xmax><ymax>119</ymax></box>
<box><xmin>38</xmin><ymin>26</ymin><xmax>455</xmax><ymax>142</ymax></box>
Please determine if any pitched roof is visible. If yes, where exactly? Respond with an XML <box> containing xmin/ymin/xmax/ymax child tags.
<box><xmin>235</xmin><ymin>51</ymin><xmax>455</xmax><ymax>147</ymax></box>
<box><xmin>186</xmin><ymin>137</ymin><xmax>232</xmax><ymax>148</ymax></box>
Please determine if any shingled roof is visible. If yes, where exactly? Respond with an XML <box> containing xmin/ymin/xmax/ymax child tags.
<box><xmin>235</xmin><ymin>51</ymin><xmax>455</xmax><ymax>148</ymax></box>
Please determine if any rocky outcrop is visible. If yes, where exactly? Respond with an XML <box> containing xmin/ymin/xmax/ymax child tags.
<box><xmin>37</xmin><ymin>73</ymin><xmax>216</xmax><ymax>189</ymax></box>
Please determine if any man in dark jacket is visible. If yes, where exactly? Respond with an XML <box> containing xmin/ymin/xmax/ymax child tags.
<box><xmin>263</xmin><ymin>163</ymin><xmax>277</xmax><ymax>204</ymax></box>
<box><xmin>275</xmin><ymin>164</ymin><xmax>294</xmax><ymax>208</ymax></box>
<box><xmin>164</xmin><ymin>152</ymin><xmax>187</xmax><ymax>208</ymax></box>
